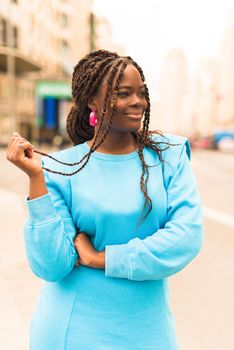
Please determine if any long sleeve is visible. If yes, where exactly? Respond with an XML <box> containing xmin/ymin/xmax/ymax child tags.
<box><xmin>24</xmin><ymin>158</ymin><xmax>78</xmax><ymax>282</ymax></box>
<box><xmin>105</xmin><ymin>140</ymin><xmax>203</xmax><ymax>281</ymax></box>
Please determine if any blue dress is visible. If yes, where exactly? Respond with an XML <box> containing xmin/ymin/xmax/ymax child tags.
<box><xmin>24</xmin><ymin>134</ymin><xmax>203</xmax><ymax>349</ymax></box>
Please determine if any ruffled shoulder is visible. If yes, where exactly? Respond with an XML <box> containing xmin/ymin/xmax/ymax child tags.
<box><xmin>150</xmin><ymin>132</ymin><xmax>191</xmax><ymax>161</ymax></box>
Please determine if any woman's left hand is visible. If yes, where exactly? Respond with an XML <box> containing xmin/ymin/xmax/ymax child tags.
<box><xmin>73</xmin><ymin>232</ymin><xmax>105</xmax><ymax>269</ymax></box>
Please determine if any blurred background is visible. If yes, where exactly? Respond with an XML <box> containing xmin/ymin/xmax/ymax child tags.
<box><xmin>0</xmin><ymin>0</ymin><xmax>234</xmax><ymax>349</ymax></box>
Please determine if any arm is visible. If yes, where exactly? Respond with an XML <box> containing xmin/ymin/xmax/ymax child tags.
<box><xmin>24</xmin><ymin>159</ymin><xmax>78</xmax><ymax>282</ymax></box>
<box><xmin>105</xmin><ymin>140</ymin><xmax>203</xmax><ymax>281</ymax></box>
<box><xmin>73</xmin><ymin>232</ymin><xmax>105</xmax><ymax>269</ymax></box>
<box><xmin>6</xmin><ymin>132</ymin><xmax>78</xmax><ymax>282</ymax></box>
<box><xmin>29</xmin><ymin>171</ymin><xmax>48</xmax><ymax>199</ymax></box>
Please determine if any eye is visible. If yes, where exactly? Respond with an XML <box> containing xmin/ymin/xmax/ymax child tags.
<box><xmin>138</xmin><ymin>90</ymin><xmax>146</xmax><ymax>98</ymax></box>
<box><xmin>117</xmin><ymin>91</ymin><xmax>129</xmax><ymax>98</ymax></box>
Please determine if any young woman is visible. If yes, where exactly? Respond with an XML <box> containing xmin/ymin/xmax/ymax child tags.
<box><xmin>7</xmin><ymin>50</ymin><xmax>203</xmax><ymax>350</ymax></box>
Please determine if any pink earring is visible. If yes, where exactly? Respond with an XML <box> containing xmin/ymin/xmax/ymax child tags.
<box><xmin>89</xmin><ymin>109</ymin><xmax>98</xmax><ymax>127</ymax></box>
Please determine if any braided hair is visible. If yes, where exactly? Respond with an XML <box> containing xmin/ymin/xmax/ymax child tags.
<box><xmin>37</xmin><ymin>49</ymin><xmax>173</xmax><ymax>225</ymax></box>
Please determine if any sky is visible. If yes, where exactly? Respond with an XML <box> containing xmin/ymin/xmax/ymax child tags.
<box><xmin>93</xmin><ymin>0</ymin><xmax>234</xmax><ymax>97</ymax></box>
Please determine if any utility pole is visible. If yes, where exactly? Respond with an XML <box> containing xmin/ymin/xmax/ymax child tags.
<box><xmin>6</xmin><ymin>0</ymin><xmax>16</xmax><ymax>136</ymax></box>
<box><xmin>89</xmin><ymin>12</ymin><xmax>95</xmax><ymax>51</ymax></box>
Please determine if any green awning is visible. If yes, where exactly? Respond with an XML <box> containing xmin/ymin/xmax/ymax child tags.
<box><xmin>36</xmin><ymin>81</ymin><xmax>72</xmax><ymax>98</ymax></box>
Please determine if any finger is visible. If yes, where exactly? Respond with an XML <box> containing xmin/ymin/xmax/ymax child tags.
<box><xmin>75</xmin><ymin>259</ymin><xmax>81</xmax><ymax>267</ymax></box>
<box><xmin>7</xmin><ymin>132</ymin><xmax>20</xmax><ymax>151</ymax></box>
<box><xmin>8</xmin><ymin>140</ymin><xmax>34</xmax><ymax>162</ymax></box>
<box><xmin>12</xmin><ymin>132</ymin><xmax>21</xmax><ymax>137</ymax></box>
<box><xmin>77</xmin><ymin>232</ymin><xmax>86</xmax><ymax>238</ymax></box>
<box><xmin>24</xmin><ymin>148</ymin><xmax>34</xmax><ymax>158</ymax></box>
<box><xmin>18</xmin><ymin>143</ymin><xmax>35</xmax><ymax>160</ymax></box>
<box><xmin>7</xmin><ymin>134</ymin><xmax>33</xmax><ymax>155</ymax></box>
<box><xmin>16</xmin><ymin>137</ymin><xmax>35</xmax><ymax>148</ymax></box>
<box><xmin>11</xmin><ymin>133</ymin><xmax>34</xmax><ymax>148</ymax></box>
<box><xmin>6</xmin><ymin>137</ymin><xmax>20</xmax><ymax>160</ymax></box>
<box><xmin>74</xmin><ymin>231</ymin><xmax>84</xmax><ymax>242</ymax></box>
<box><xmin>18</xmin><ymin>143</ymin><xmax>34</xmax><ymax>154</ymax></box>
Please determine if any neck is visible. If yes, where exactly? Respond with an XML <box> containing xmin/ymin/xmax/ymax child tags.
<box><xmin>87</xmin><ymin>130</ymin><xmax>137</xmax><ymax>155</ymax></box>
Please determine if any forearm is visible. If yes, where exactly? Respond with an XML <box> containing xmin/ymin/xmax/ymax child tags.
<box><xmin>74</xmin><ymin>232</ymin><xmax>105</xmax><ymax>269</ymax></box>
<box><xmin>25</xmin><ymin>193</ymin><xmax>78</xmax><ymax>282</ymax></box>
<box><xmin>105</xmin><ymin>220</ymin><xmax>203</xmax><ymax>281</ymax></box>
<box><xmin>29</xmin><ymin>172</ymin><xmax>48</xmax><ymax>200</ymax></box>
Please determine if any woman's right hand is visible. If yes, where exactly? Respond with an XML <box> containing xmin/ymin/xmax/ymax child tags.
<box><xmin>6</xmin><ymin>132</ymin><xmax>43</xmax><ymax>179</ymax></box>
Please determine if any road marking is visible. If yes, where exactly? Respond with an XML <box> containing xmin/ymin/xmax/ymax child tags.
<box><xmin>204</xmin><ymin>206</ymin><xmax>234</xmax><ymax>228</ymax></box>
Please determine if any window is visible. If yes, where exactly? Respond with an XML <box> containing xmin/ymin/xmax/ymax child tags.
<box><xmin>0</xmin><ymin>20</ymin><xmax>18</xmax><ymax>48</ymax></box>
<box><xmin>13</xmin><ymin>26</ymin><xmax>18</xmax><ymax>48</ymax></box>
<box><xmin>60</xmin><ymin>13</ymin><xmax>68</xmax><ymax>28</ymax></box>
<box><xmin>61</xmin><ymin>39</ymin><xmax>69</xmax><ymax>54</ymax></box>
<box><xmin>0</xmin><ymin>18</ymin><xmax>7</xmax><ymax>46</ymax></box>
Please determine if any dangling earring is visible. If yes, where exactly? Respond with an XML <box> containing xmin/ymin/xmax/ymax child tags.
<box><xmin>89</xmin><ymin>109</ymin><xmax>98</xmax><ymax>127</ymax></box>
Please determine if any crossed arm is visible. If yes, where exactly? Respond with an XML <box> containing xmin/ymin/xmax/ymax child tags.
<box><xmin>73</xmin><ymin>232</ymin><xmax>105</xmax><ymax>269</ymax></box>
<box><xmin>24</xmin><ymin>142</ymin><xmax>203</xmax><ymax>282</ymax></box>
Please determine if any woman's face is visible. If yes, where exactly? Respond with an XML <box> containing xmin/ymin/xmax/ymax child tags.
<box><xmin>93</xmin><ymin>63</ymin><xmax>148</xmax><ymax>133</ymax></box>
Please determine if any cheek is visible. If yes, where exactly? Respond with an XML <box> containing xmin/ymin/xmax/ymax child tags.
<box><xmin>115</xmin><ymin>100</ymin><xmax>128</xmax><ymax>113</ymax></box>
<box><xmin>143</xmin><ymin>99</ymin><xmax>148</xmax><ymax>110</ymax></box>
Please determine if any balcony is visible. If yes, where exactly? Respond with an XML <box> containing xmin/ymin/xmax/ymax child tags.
<box><xmin>0</xmin><ymin>46</ymin><xmax>41</xmax><ymax>75</ymax></box>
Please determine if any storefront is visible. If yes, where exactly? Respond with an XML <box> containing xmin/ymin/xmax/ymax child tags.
<box><xmin>35</xmin><ymin>80</ymin><xmax>72</xmax><ymax>146</ymax></box>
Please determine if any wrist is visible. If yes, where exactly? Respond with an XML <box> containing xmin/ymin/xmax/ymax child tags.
<box><xmin>91</xmin><ymin>250</ymin><xmax>105</xmax><ymax>269</ymax></box>
<box><xmin>29</xmin><ymin>171</ymin><xmax>44</xmax><ymax>181</ymax></box>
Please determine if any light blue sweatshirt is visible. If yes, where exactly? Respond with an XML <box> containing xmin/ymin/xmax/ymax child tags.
<box><xmin>24</xmin><ymin>133</ymin><xmax>203</xmax><ymax>350</ymax></box>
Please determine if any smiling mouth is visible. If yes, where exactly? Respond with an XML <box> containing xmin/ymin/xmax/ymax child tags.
<box><xmin>124</xmin><ymin>113</ymin><xmax>143</xmax><ymax>119</ymax></box>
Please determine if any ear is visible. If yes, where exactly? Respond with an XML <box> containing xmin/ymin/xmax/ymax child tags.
<box><xmin>87</xmin><ymin>96</ymin><xmax>98</xmax><ymax>110</ymax></box>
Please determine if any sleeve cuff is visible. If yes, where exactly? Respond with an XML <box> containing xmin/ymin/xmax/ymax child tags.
<box><xmin>25</xmin><ymin>193</ymin><xmax>57</xmax><ymax>225</ymax></box>
<box><xmin>105</xmin><ymin>244</ymin><xmax>129</xmax><ymax>279</ymax></box>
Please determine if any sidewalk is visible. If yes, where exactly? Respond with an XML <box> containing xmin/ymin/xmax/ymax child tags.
<box><xmin>0</xmin><ymin>188</ymin><xmax>42</xmax><ymax>350</ymax></box>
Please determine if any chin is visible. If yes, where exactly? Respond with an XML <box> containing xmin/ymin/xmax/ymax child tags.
<box><xmin>129</xmin><ymin>122</ymin><xmax>142</xmax><ymax>132</ymax></box>
<box><xmin>120</xmin><ymin>126</ymin><xmax>141</xmax><ymax>133</ymax></box>
<box><xmin>112</xmin><ymin>121</ymin><xmax>142</xmax><ymax>133</ymax></box>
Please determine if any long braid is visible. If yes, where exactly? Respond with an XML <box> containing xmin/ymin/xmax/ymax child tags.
<box><xmin>88</xmin><ymin>59</ymin><xmax>124</xmax><ymax>153</ymax></box>
<box><xmin>40</xmin><ymin>58</ymin><xmax>126</xmax><ymax>175</ymax></box>
<box><xmin>35</xmin><ymin>49</ymin><xmax>175</xmax><ymax>224</ymax></box>
<box><xmin>39</xmin><ymin>54</ymin><xmax>120</xmax><ymax>168</ymax></box>
<box><xmin>122</xmin><ymin>57</ymin><xmax>154</xmax><ymax>223</ymax></box>
<box><xmin>90</xmin><ymin>59</ymin><xmax>128</xmax><ymax>153</ymax></box>
<box><xmin>65</xmin><ymin>59</ymin><xmax>127</xmax><ymax>176</ymax></box>
<box><xmin>67</xmin><ymin>55</ymin><xmax>119</xmax><ymax>145</ymax></box>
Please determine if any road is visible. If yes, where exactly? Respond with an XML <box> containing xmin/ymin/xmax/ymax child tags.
<box><xmin>0</xmin><ymin>147</ymin><xmax>234</xmax><ymax>349</ymax></box>
<box><xmin>170</xmin><ymin>149</ymin><xmax>234</xmax><ymax>350</ymax></box>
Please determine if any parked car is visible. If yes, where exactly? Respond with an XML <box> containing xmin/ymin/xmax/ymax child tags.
<box><xmin>213</xmin><ymin>131</ymin><xmax>234</xmax><ymax>152</ymax></box>
<box><xmin>189</xmin><ymin>135</ymin><xmax>216</xmax><ymax>150</ymax></box>
<box><xmin>217</xmin><ymin>138</ymin><xmax>234</xmax><ymax>152</ymax></box>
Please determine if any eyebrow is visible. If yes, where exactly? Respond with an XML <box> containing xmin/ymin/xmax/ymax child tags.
<box><xmin>118</xmin><ymin>85</ymin><xmax>145</xmax><ymax>89</ymax></box>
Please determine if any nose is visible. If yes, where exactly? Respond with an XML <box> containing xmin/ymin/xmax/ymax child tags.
<box><xmin>129</xmin><ymin>94</ymin><xmax>143</xmax><ymax>107</ymax></box>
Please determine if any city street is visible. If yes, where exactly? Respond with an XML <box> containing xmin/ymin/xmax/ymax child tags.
<box><xmin>0</xmin><ymin>147</ymin><xmax>234</xmax><ymax>349</ymax></box>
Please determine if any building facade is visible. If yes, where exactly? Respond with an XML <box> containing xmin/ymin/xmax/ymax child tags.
<box><xmin>0</xmin><ymin>0</ymin><xmax>93</xmax><ymax>145</ymax></box>
<box><xmin>155</xmin><ymin>48</ymin><xmax>188</xmax><ymax>134</ymax></box>
<box><xmin>217</xmin><ymin>16</ymin><xmax>234</xmax><ymax>128</ymax></box>
<box><xmin>94</xmin><ymin>16</ymin><xmax>125</xmax><ymax>54</ymax></box>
